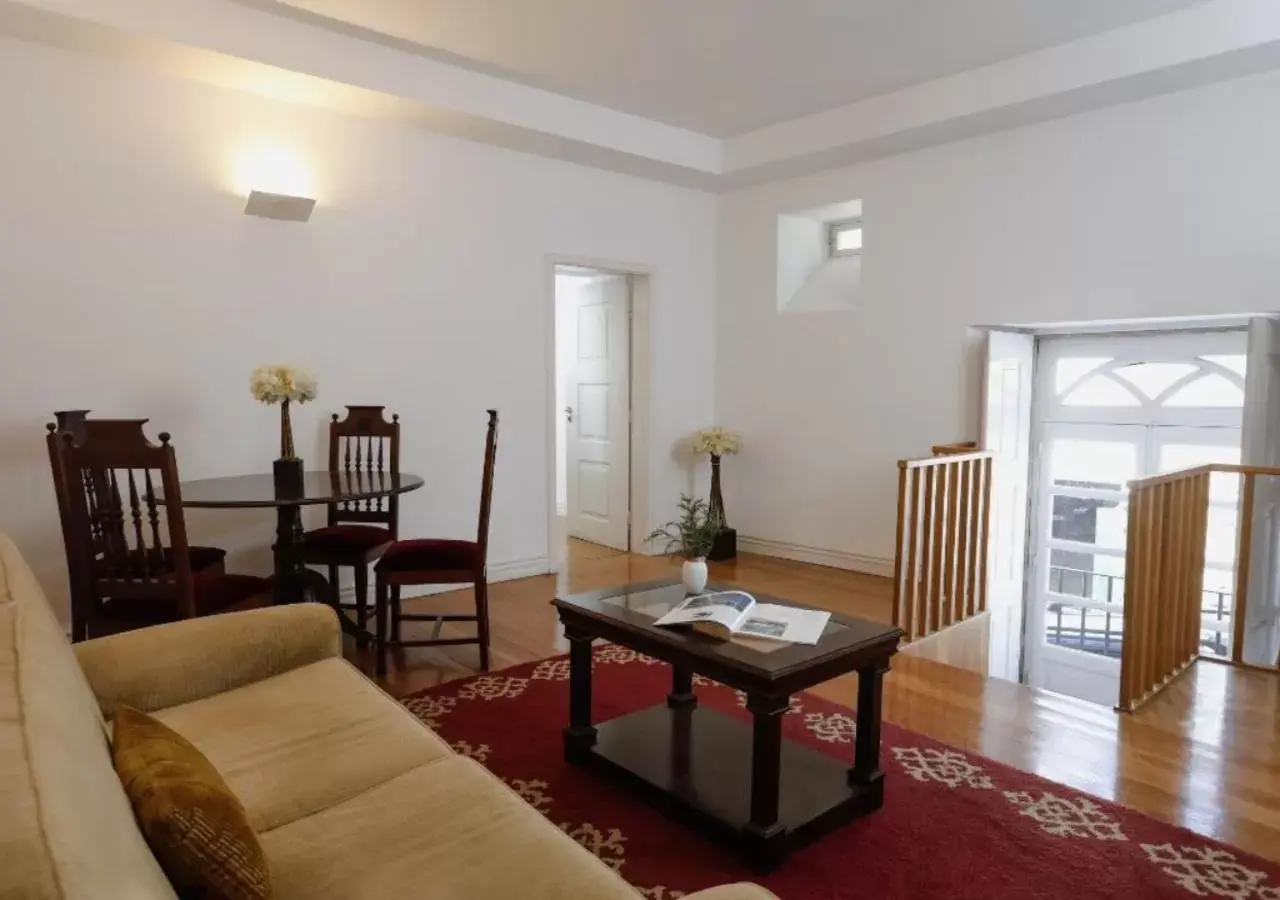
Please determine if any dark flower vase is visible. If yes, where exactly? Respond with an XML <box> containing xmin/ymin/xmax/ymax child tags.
<box><xmin>273</xmin><ymin>458</ymin><xmax>304</xmax><ymax>493</ymax></box>
<box><xmin>272</xmin><ymin>400</ymin><xmax>304</xmax><ymax>493</ymax></box>
<box><xmin>706</xmin><ymin>453</ymin><xmax>737</xmax><ymax>562</ymax></box>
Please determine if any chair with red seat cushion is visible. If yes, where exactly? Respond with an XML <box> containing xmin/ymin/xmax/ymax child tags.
<box><xmin>57</xmin><ymin>419</ymin><xmax>271</xmax><ymax>639</ymax></box>
<box><xmin>374</xmin><ymin>410</ymin><xmax>498</xmax><ymax>676</ymax></box>
<box><xmin>299</xmin><ymin>406</ymin><xmax>400</xmax><ymax>642</ymax></box>
<box><xmin>47</xmin><ymin>413</ymin><xmax>230</xmax><ymax>641</ymax></box>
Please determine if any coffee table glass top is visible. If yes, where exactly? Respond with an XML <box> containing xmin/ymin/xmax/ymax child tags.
<box><xmin>555</xmin><ymin>579</ymin><xmax>901</xmax><ymax>680</ymax></box>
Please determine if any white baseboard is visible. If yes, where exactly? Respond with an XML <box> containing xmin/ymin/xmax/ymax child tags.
<box><xmin>737</xmin><ymin>537</ymin><xmax>894</xmax><ymax>579</ymax></box>
<box><xmin>335</xmin><ymin>555</ymin><xmax>553</xmax><ymax>602</ymax></box>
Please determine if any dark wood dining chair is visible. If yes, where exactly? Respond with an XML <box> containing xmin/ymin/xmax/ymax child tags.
<box><xmin>58</xmin><ymin>419</ymin><xmax>271</xmax><ymax>640</ymax></box>
<box><xmin>299</xmin><ymin>406</ymin><xmax>400</xmax><ymax>639</ymax></box>
<box><xmin>47</xmin><ymin>413</ymin><xmax>228</xmax><ymax>641</ymax></box>
<box><xmin>374</xmin><ymin>409</ymin><xmax>498</xmax><ymax>676</ymax></box>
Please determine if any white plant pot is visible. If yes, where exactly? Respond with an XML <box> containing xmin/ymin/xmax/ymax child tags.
<box><xmin>681</xmin><ymin>558</ymin><xmax>709</xmax><ymax>594</ymax></box>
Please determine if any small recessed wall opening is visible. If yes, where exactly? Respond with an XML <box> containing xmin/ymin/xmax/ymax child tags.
<box><xmin>777</xmin><ymin>199</ymin><xmax>862</xmax><ymax>314</ymax></box>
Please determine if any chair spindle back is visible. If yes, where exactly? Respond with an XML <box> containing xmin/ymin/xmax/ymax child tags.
<box><xmin>328</xmin><ymin>406</ymin><xmax>400</xmax><ymax>534</ymax></box>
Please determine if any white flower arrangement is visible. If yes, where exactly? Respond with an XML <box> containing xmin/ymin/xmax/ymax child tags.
<box><xmin>250</xmin><ymin>365</ymin><xmax>318</xmax><ymax>405</ymax></box>
<box><xmin>692</xmin><ymin>427</ymin><xmax>741</xmax><ymax>457</ymax></box>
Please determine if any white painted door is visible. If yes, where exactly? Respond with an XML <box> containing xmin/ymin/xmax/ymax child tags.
<box><xmin>565</xmin><ymin>275</ymin><xmax>630</xmax><ymax>550</ymax></box>
<box><xmin>1241</xmin><ymin>318</ymin><xmax>1280</xmax><ymax>666</ymax></box>
<box><xmin>981</xmin><ymin>330</ymin><xmax>1035</xmax><ymax>683</ymax></box>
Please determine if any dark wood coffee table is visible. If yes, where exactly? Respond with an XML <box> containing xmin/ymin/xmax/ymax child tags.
<box><xmin>553</xmin><ymin>579</ymin><xmax>902</xmax><ymax>871</ymax></box>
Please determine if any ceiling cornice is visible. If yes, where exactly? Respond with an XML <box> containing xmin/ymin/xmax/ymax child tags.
<box><xmin>3</xmin><ymin>0</ymin><xmax>1278</xmax><ymax>192</ymax></box>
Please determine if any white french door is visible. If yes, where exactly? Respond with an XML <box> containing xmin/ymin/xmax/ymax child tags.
<box><xmin>1028</xmin><ymin>331</ymin><xmax>1247</xmax><ymax>706</ymax></box>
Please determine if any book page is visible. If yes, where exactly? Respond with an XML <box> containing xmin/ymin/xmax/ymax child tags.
<box><xmin>654</xmin><ymin>591</ymin><xmax>754</xmax><ymax>631</ymax></box>
<box><xmin>735</xmin><ymin>603</ymin><xmax>831</xmax><ymax>645</ymax></box>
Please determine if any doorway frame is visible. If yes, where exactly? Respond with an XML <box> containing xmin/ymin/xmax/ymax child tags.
<box><xmin>1024</xmin><ymin>327</ymin><xmax>1248</xmax><ymax>703</ymax></box>
<box><xmin>544</xmin><ymin>254</ymin><xmax>652</xmax><ymax>571</ymax></box>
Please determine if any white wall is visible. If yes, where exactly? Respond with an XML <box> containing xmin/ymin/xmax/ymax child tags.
<box><xmin>0</xmin><ymin>36</ymin><xmax>716</xmax><ymax>615</ymax></box>
<box><xmin>718</xmin><ymin>68</ymin><xmax>1280</xmax><ymax>569</ymax></box>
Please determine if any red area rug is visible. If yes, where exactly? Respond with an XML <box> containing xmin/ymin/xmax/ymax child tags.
<box><xmin>400</xmin><ymin>649</ymin><xmax>1280</xmax><ymax>899</ymax></box>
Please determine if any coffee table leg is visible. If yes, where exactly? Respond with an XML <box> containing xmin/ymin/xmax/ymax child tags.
<box><xmin>850</xmin><ymin>659</ymin><xmax>890</xmax><ymax>807</ymax></box>
<box><xmin>668</xmin><ymin>665</ymin><xmax>697</xmax><ymax>709</ymax></box>
<box><xmin>563</xmin><ymin>623</ymin><xmax>597</xmax><ymax>764</ymax></box>
<box><xmin>743</xmin><ymin>692</ymin><xmax>790</xmax><ymax>869</ymax></box>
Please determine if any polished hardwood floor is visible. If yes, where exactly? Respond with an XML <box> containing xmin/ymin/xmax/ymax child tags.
<box><xmin>351</xmin><ymin>539</ymin><xmax>1280</xmax><ymax>864</ymax></box>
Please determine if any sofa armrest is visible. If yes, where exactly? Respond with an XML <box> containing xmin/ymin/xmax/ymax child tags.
<box><xmin>685</xmin><ymin>886</ymin><xmax>778</xmax><ymax>900</ymax></box>
<box><xmin>74</xmin><ymin>604</ymin><xmax>342</xmax><ymax>717</ymax></box>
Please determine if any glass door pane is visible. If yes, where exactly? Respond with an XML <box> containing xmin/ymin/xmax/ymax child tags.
<box><xmin>1037</xmin><ymin>424</ymin><xmax>1143</xmax><ymax>666</ymax></box>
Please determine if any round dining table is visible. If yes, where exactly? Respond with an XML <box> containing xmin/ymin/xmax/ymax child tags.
<box><xmin>158</xmin><ymin>470</ymin><xmax>424</xmax><ymax>638</ymax></box>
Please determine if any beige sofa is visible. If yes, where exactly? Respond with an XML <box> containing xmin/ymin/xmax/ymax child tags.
<box><xmin>0</xmin><ymin>534</ymin><xmax>775</xmax><ymax>900</ymax></box>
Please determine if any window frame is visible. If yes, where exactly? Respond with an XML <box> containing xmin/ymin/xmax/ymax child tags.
<box><xmin>827</xmin><ymin>217</ymin><xmax>863</xmax><ymax>258</ymax></box>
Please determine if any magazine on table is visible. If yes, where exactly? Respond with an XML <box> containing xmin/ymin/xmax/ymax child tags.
<box><xmin>653</xmin><ymin>590</ymin><xmax>830</xmax><ymax>645</ymax></box>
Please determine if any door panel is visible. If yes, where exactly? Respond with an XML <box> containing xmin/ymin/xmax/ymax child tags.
<box><xmin>1241</xmin><ymin>318</ymin><xmax>1280</xmax><ymax>666</ymax></box>
<box><xmin>982</xmin><ymin>330</ymin><xmax>1034</xmax><ymax>682</ymax></box>
<box><xmin>1029</xmin><ymin>422</ymin><xmax>1142</xmax><ymax>706</ymax></box>
<box><xmin>565</xmin><ymin>275</ymin><xmax>630</xmax><ymax>550</ymax></box>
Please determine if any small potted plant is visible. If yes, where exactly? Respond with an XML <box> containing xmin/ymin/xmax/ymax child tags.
<box><xmin>645</xmin><ymin>495</ymin><xmax>720</xmax><ymax>594</ymax></box>
<box><xmin>250</xmin><ymin>364</ymin><xmax>318</xmax><ymax>491</ymax></box>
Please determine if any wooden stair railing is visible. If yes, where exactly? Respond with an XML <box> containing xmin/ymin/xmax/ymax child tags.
<box><xmin>1119</xmin><ymin>464</ymin><xmax>1280</xmax><ymax>711</ymax></box>
<box><xmin>893</xmin><ymin>450</ymin><xmax>994</xmax><ymax>642</ymax></box>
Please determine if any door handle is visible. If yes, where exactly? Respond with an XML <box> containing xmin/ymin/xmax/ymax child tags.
<box><xmin>564</xmin><ymin>406</ymin><xmax>574</xmax><ymax>423</ymax></box>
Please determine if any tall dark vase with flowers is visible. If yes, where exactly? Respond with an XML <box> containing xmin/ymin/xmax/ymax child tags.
<box><xmin>693</xmin><ymin>427</ymin><xmax>740</xmax><ymax>561</ymax></box>
<box><xmin>251</xmin><ymin>364</ymin><xmax>318</xmax><ymax>493</ymax></box>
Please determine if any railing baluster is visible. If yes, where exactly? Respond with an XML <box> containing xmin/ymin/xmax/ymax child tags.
<box><xmin>1150</xmin><ymin>484</ymin><xmax>1170</xmax><ymax>694</ymax></box>
<box><xmin>1119</xmin><ymin>487</ymin><xmax>1140</xmax><ymax>710</ymax></box>
<box><xmin>1175</xmin><ymin>477</ymin><xmax>1192</xmax><ymax>666</ymax></box>
<box><xmin>1137</xmin><ymin>483</ymin><xmax>1158</xmax><ymax>705</ymax></box>
<box><xmin>957</xmin><ymin>459</ymin><xmax>973</xmax><ymax>619</ymax></box>
<box><xmin>905</xmin><ymin>469</ymin><xmax>921</xmax><ymax>640</ymax></box>
<box><xmin>1231</xmin><ymin>472</ymin><xmax>1255</xmax><ymax>665</ymax></box>
<box><xmin>977</xmin><ymin>456</ymin><xmax>992</xmax><ymax>614</ymax></box>
<box><xmin>1192</xmin><ymin>473</ymin><xmax>1210</xmax><ymax>661</ymax></box>
<box><xmin>920</xmin><ymin>466</ymin><xmax>937</xmax><ymax>639</ymax></box>
<box><xmin>893</xmin><ymin>464</ymin><xmax>908</xmax><ymax>632</ymax></box>
<box><xmin>928</xmin><ymin>464</ymin><xmax>945</xmax><ymax>636</ymax></box>
<box><xmin>942</xmin><ymin>461</ymin><xmax>960</xmax><ymax>629</ymax></box>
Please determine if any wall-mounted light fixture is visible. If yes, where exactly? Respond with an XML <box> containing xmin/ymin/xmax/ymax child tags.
<box><xmin>236</xmin><ymin>146</ymin><xmax>316</xmax><ymax>223</ymax></box>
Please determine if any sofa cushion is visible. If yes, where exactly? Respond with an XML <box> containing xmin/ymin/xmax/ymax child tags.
<box><xmin>0</xmin><ymin>535</ymin><xmax>177</xmax><ymax>900</ymax></box>
<box><xmin>259</xmin><ymin>758</ymin><xmax>639</xmax><ymax>900</ymax></box>
<box><xmin>113</xmin><ymin>705</ymin><xmax>271</xmax><ymax>900</ymax></box>
<box><xmin>152</xmin><ymin>657</ymin><xmax>453</xmax><ymax>832</ymax></box>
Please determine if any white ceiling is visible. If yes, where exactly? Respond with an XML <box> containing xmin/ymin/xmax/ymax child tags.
<box><xmin>275</xmin><ymin>0</ymin><xmax>1205</xmax><ymax>136</ymax></box>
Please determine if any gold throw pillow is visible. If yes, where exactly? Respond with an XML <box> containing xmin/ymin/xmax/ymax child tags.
<box><xmin>112</xmin><ymin>704</ymin><xmax>272</xmax><ymax>900</ymax></box>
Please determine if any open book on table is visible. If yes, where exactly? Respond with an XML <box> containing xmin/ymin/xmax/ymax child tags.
<box><xmin>653</xmin><ymin>591</ymin><xmax>830</xmax><ymax>645</ymax></box>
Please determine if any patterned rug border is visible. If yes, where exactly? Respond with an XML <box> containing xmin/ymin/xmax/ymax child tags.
<box><xmin>397</xmin><ymin>649</ymin><xmax>1280</xmax><ymax>896</ymax></box>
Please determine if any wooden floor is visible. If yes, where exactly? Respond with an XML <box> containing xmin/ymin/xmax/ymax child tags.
<box><xmin>352</xmin><ymin>541</ymin><xmax>1280</xmax><ymax>864</ymax></box>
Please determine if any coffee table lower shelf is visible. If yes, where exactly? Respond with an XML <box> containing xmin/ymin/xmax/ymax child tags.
<box><xmin>565</xmin><ymin>703</ymin><xmax>881</xmax><ymax>871</ymax></box>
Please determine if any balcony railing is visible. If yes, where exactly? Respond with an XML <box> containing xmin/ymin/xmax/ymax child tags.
<box><xmin>1045</xmin><ymin>565</ymin><xmax>1233</xmax><ymax>659</ymax></box>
